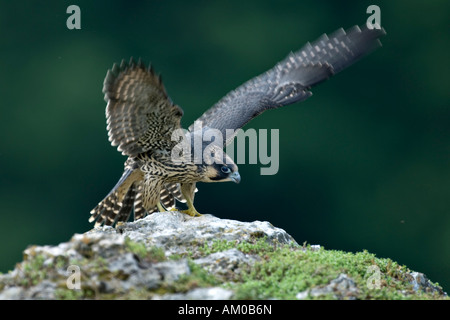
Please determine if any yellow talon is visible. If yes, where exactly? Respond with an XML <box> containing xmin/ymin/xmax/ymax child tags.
<box><xmin>180</xmin><ymin>207</ymin><xmax>202</xmax><ymax>217</ymax></box>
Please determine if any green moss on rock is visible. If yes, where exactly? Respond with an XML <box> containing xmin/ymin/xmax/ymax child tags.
<box><xmin>221</xmin><ymin>241</ymin><xmax>446</xmax><ymax>300</ymax></box>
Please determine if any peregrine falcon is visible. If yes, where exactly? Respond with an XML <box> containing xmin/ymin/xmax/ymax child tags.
<box><xmin>90</xmin><ymin>24</ymin><xmax>386</xmax><ymax>227</ymax></box>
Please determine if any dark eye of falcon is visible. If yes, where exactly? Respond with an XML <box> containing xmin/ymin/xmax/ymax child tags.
<box><xmin>221</xmin><ymin>166</ymin><xmax>231</xmax><ymax>174</ymax></box>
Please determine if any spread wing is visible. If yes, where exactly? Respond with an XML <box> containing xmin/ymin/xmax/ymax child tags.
<box><xmin>190</xmin><ymin>24</ymin><xmax>386</xmax><ymax>145</ymax></box>
<box><xmin>104</xmin><ymin>58</ymin><xmax>184</xmax><ymax>156</ymax></box>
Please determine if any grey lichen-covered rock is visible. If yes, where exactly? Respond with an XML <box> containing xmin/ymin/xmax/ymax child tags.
<box><xmin>153</xmin><ymin>287</ymin><xmax>234</xmax><ymax>300</ymax></box>
<box><xmin>296</xmin><ymin>273</ymin><xmax>359</xmax><ymax>300</ymax></box>
<box><xmin>193</xmin><ymin>249</ymin><xmax>260</xmax><ymax>281</ymax></box>
<box><xmin>406</xmin><ymin>272</ymin><xmax>445</xmax><ymax>294</ymax></box>
<box><xmin>0</xmin><ymin>212</ymin><xmax>295</xmax><ymax>300</ymax></box>
<box><xmin>111</xmin><ymin>212</ymin><xmax>295</xmax><ymax>257</ymax></box>
<box><xmin>0</xmin><ymin>211</ymin><xmax>447</xmax><ymax>300</ymax></box>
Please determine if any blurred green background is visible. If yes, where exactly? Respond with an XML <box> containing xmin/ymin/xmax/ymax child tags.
<box><xmin>1</xmin><ymin>0</ymin><xmax>449</xmax><ymax>291</ymax></box>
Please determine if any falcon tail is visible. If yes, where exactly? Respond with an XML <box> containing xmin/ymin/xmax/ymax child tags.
<box><xmin>89</xmin><ymin>168</ymin><xmax>143</xmax><ymax>227</ymax></box>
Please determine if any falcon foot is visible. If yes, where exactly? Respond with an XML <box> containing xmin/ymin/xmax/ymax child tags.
<box><xmin>180</xmin><ymin>208</ymin><xmax>202</xmax><ymax>217</ymax></box>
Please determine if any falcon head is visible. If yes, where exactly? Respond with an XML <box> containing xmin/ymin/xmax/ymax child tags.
<box><xmin>196</xmin><ymin>143</ymin><xmax>240</xmax><ymax>183</ymax></box>
<box><xmin>185</xmin><ymin>127</ymin><xmax>240</xmax><ymax>184</ymax></box>
<box><xmin>203</xmin><ymin>160</ymin><xmax>240</xmax><ymax>184</ymax></box>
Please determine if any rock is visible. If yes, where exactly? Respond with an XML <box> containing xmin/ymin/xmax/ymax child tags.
<box><xmin>0</xmin><ymin>211</ymin><xmax>295</xmax><ymax>300</ymax></box>
<box><xmin>0</xmin><ymin>287</ymin><xmax>24</xmax><ymax>300</ymax></box>
<box><xmin>111</xmin><ymin>212</ymin><xmax>296</xmax><ymax>257</ymax></box>
<box><xmin>193</xmin><ymin>248</ymin><xmax>260</xmax><ymax>281</ymax></box>
<box><xmin>153</xmin><ymin>287</ymin><xmax>234</xmax><ymax>300</ymax></box>
<box><xmin>0</xmin><ymin>211</ymin><xmax>447</xmax><ymax>300</ymax></box>
<box><xmin>296</xmin><ymin>274</ymin><xmax>359</xmax><ymax>300</ymax></box>
<box><xmin>406</xmin><ymin>272</ymin><xmax>446</xmax><ymax>296</ymax></box>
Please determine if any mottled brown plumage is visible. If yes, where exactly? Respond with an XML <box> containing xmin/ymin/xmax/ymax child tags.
<box><xmin>90</xmin><ymin>24</ymin><xmax>385</xmax><ymax>227</ymax></box>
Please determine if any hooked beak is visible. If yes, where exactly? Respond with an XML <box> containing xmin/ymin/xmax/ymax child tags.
<box><xmin>230</xmin><ymin>171</ymin><xmax>241</xmax><ymax>184</ymax></box>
